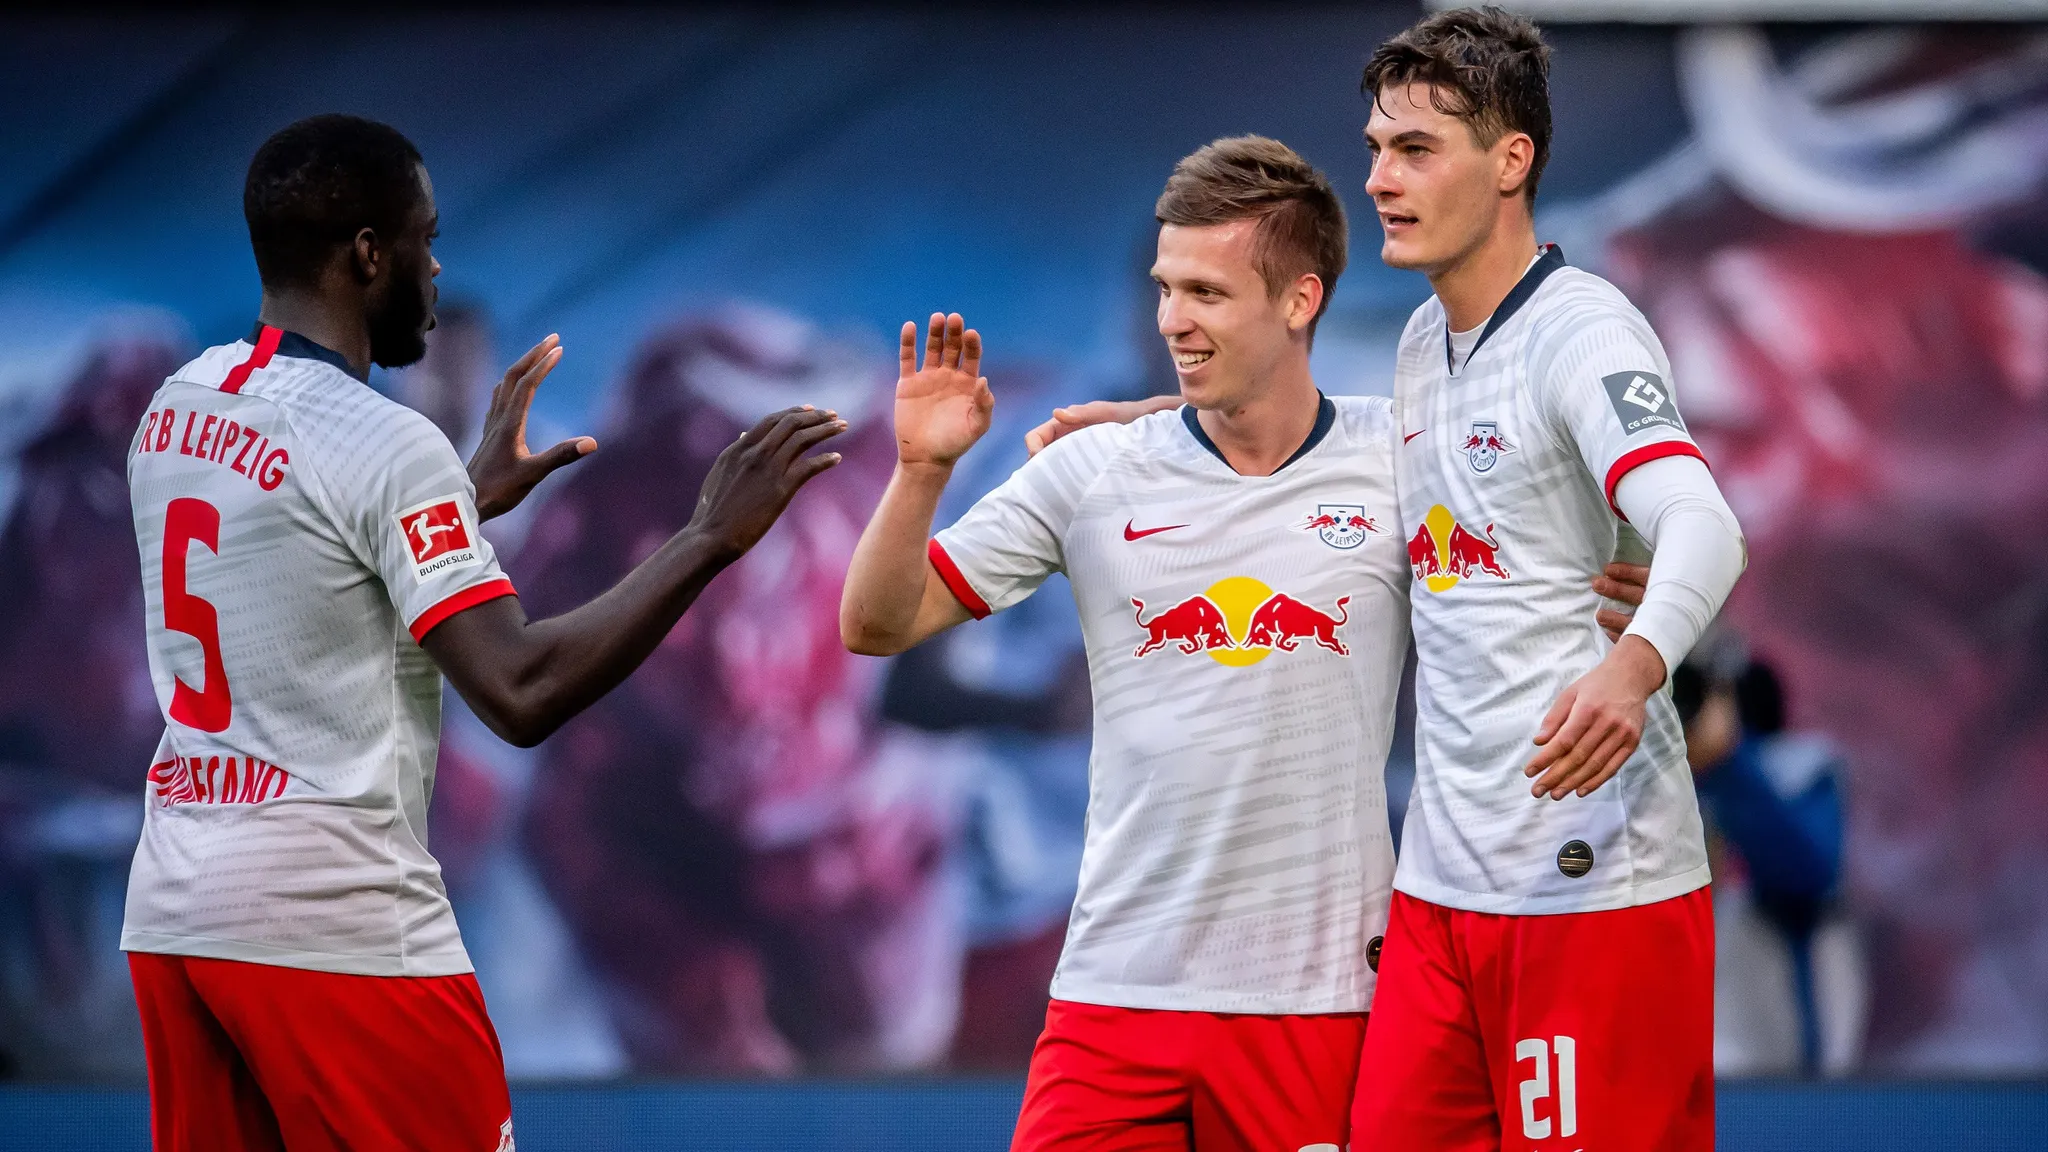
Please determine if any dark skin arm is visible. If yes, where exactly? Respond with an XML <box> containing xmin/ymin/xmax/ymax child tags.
<box><xmin>425</xmin><ymin>397</ymin><xmax>846</xmax><ymax>748</ymax></box>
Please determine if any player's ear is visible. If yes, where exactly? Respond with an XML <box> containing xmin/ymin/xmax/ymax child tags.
<box><xmin>349</xmin><ymin>227</ymin><xmax>380</xmax><ymax>285</ymax></box>
<box><xmin>1286</xmin><ymin>273</ymin><xmax>1324</xmax><ymax>334</ymax></box>
<box><xmin>1498</xmin><ymin>132</ymin><xmax>1535</xmax><ymax>199</ymax></box>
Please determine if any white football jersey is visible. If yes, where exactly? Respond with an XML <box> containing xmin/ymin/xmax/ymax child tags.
<box><xmin>1394</xmin><ymin>247</ymin><xmax>1711</xmax><ymax>916</ymax></box>
<box><xmin>933</xmin><ymin>395</ymin><xmax>1408</xmax><ymax>1014</ymax></box>
<box><xmin>120</xmin><ymin>326</ymin><xmax>514</xmax><ymax>976</ymax></box>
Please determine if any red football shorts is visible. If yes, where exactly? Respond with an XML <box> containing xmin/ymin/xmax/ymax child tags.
<box><xmin>128</xmin><ymin>951</ymin><xmax>514</xmax><ymax>1152</ymax></box>
<box><xmin>1012</xmin><ymin>997</ymin><xmax>1366</xmax><ymax>1152</ymax></box>
<box><xmin>1351</xmin><ymin>888</ymin><xmax>1714</xmax><ymax>1152</ymax></box>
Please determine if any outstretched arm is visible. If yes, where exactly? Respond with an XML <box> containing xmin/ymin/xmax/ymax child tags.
<box><xmin>424</xmin><ymin>405</ymin><xmax>845</xmax><ymax>746</ymax></box>
<box><xmin>841</xmin><ymin>314</ymin><xmax>992</xmax><ymax>656</ymax></box>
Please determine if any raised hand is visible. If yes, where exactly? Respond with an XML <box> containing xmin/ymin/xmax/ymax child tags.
<box><xmin>468</xmin><ymin>334</ymin><xmax>597</xmax><ymax>521</ymax></box>
<box><xmin>688</xmin><ymin>406</ymin><xmax>847</xmax><ymax>560</ymax></box>
<box><xmin>895</xmin><ymin>313</ymin><xmax>993</xmax><ymax>468</ymax></box>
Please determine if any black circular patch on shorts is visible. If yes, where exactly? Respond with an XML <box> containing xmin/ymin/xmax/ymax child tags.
<box><xmin>1367</xmin><ymin>935</ymin><xmax>1384</xmax><ymax>972</ymax></box>
<box><xmin>1557</xmin><ymin>839</ymin><xmax>1595</xmax><ymax>878</ymax></box>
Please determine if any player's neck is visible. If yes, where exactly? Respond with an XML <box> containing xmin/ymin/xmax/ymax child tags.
<box><xmin>1428</xmin><ymin>215</ymin><xmax>1539</xmax><ymax>334</ymax></box>
<box><xmin>256</xmin><ymin>289</ymin><xmax>373</xmax><ymax>378</ymax></box>
<box><xmin>1194</xmin><ymin>357</ymin><xmax>1320</xmax><ymax>478</ymax></box>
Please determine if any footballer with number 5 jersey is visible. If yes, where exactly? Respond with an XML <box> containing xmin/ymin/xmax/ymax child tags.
<box><xmin>123</xmin><ymin>116</ymin><xmax>845</xmax><ymax>1152</ymax></box>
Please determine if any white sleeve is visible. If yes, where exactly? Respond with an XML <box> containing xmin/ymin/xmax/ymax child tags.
<box><xmin>928</xmin><ymin>425</ymin><xmax>1114</xmax><ymax>619</ymax></box>
<box><xmin>1536</xmin><ymin>314</ymin><xmax>1706</xmax><ymax>515</ymax></box>
<box><xmin>1611</xmin><ymin>454</ymin><xmax>1746</xmax><ymax>676</ymax></box>
<box><xmin>306</xmin><ymin>403</ymin><xmax>514</xmax><ymax>642</ymax></box>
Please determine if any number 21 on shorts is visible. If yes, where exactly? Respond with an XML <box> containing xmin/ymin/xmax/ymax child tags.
<box><xmin>1516</xmin><ymin>1035</ymin><xmax>1577</xmax><ymax>1141</ymax></box>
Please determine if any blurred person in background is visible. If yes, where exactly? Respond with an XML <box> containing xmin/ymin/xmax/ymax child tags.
<box><xmin>1674</xmin><ymin>643</ymin><xmax>1867</xmax><ymax>1076</ymax></box>
<box><xmin>515</xmin><ymin>308</ymin><xmax>966</xmax><ymax>1075</ymax></box>
<box><xmin>1562</xmin><ymin>23</ymin><xmax>2048</xmax><ymax>1071</ymax></box>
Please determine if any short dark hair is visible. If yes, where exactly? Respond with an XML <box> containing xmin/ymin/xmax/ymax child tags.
<box><xmin>243</xmin><ymin>114</ymin><xmax>426</xmax><ymax>288</ymax></box>
<box><xmin>1361</xmin><ymin>6</ymin><xmax>1553</xmax><ymax>202</ymax></box>
<box><xmin>1155</xmin><ymin>135</ymin><xmax>1348</xmax><ymax>337</ymax></box>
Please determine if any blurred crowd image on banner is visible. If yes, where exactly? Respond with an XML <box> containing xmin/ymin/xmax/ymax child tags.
<box><xmin>0</xmin><ymin>10</ymin><xmax>2045</xmax><ymax>1083</ymax></box>
<box><xmin>1555</xmin><ymin>23</ymin><xmax>2048</xmax><ymax>1074</ymax></box>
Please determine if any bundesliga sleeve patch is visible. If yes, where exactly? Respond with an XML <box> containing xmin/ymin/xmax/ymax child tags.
<box><xmin>395</xmin><ymin>495</ymin><xmax>483</xmax><ymax>582</ymax></box>
<box><xmin>1601</xmin><ymin>370</ymin><xmax>1686</xmax><ymax>436</ymax></box>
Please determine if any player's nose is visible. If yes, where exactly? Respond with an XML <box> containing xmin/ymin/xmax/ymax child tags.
<box><xmin>1157</xmin><ymin>295</ymin><xmax>1194</xmax><ymax>337</ymax></box>
<box><xmin>1365</xmin><ymin>153</ymin><xmax>1399</xmax><ymax>200</ymax></box>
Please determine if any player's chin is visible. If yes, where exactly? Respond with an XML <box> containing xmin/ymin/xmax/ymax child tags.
<box><xmin>1378</xmin><ymin>236</ymin><xmax>1432</xmax><ymax>271</ymax></box>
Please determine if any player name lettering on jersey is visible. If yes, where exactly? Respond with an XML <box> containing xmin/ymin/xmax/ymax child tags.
<box><xmin>148</xmin><ymin>751</ymin><xmax>291</xmax><ymax>807</ymax></box>
<box><xmin>135</xmin><ymin>405</ymin><xmax>290</xmax><ymax>491</ymax></box>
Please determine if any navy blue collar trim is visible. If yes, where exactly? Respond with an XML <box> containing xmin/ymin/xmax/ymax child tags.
<box><xmin>1447</xmin><ymin>243</ymin><xmax>1567</xmax><ymax>373</ymax></box>
<box><xmin>1180</xmin><ymin>392</ymin><xmax>1335</xmax><ymax>475</ymax></box>
<box><xmin>249</xmin><ymin>323</ymin><xmax>368</xmax><ymax>383</ymax></box>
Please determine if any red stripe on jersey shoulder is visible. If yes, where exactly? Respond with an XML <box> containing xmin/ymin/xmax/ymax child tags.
<box><xmin>1605</xmin><ymin>441</ymin><xmax>1709</xmax><ymax>519</ymax></box>
<box><xmin>927</xmin><ymin>539</ymin><xmax>991</xmax><ymax>620</ymax></box>
<box><xmin>220</xmin><ymin>326</ymin><xmax>284</xmax><ymax>395</ymax></box>
<box><xmin>409</xmin><ymin>578</ymin><xmax>517</xmax><ymax>643</ymax></box>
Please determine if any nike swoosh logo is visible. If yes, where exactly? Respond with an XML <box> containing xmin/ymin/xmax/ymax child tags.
<box><xmin>1404</xmin><ymin>429</ymin><xmax>1427</xmax><ymax>444</ymax></box>
<box><xmin>1124</xmin><ymin>519</ymin><xmax>1188</xmax><ymax>541</ymax></box>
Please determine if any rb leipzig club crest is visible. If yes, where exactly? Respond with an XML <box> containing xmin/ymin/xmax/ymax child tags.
<box><xmin>1460</xmin><ymin>420</ymin><xmax>1516</xmax><ymax>474</ymax></box>
<box><xmin>1297</xmin><ymin>503</ymin><xmax>1386</xmax><ymax>550</ymax></box>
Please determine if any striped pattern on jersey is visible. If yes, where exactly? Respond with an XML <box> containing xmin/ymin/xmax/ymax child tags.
<box><xmin>1393</xmin><ymin>250</ymin><xmax>1712</xmax><ymax>916</ymax></box>
<box><xmin>933</xmin><ymin>396</ymin><xmax>1409</xmax><ymax>1014</ymax></box>
<box><xmin>121</xmin><ymin>328</ymin><xmax>513</xmax><ymax>976</ymax></box>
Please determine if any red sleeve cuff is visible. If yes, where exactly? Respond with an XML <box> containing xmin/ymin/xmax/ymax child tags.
<box><xmin>1604</xmin><ymin>441</ymin><xmax>1708</xmax><ymax>520</ymax></box>
<box><xmin>409</xmin><ymin>578</ymin><xmax>517</xmax><ymax>642</ymax></box>
<box><xmin>927</xmin><ymin>539</ymin><xmax>992</xmax><ymax>620</ymax></box>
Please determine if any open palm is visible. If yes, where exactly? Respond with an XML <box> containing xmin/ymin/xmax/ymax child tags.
<box><xmin>895</xmin><ymin>312</ymin><xmax>993</xmax><ymax>467</ymax></box>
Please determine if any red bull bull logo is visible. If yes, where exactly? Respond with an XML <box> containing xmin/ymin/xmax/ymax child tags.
<box><xmin>1460</xmin><ymin>420</ymin><xmax>1517</xmax><ymax>474</ymax></box>
<box><xmin>1132</xmin><ymin>576</ymin><xmax>1350</xmax><ymax>665</ymax></box>
<box><xmin>1407</xmin><ymin>504</ymin><xmax>1510</xmax><ymax>592</ymax></box>
<box><xmin>1296</xmin><ymin>502</ymin><xmax>1386</xmax><ymax>550</ymax></box>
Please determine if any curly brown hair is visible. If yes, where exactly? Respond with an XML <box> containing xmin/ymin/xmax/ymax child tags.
<box><xmin>1362</xmin><ymin>6</ymin><xmax>1553</xmax><ymax>202</ymax></box>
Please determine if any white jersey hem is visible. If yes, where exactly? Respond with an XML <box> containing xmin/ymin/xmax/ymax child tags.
<box><xmin>120</xmin><ymin>930</ymin><xmax>474</xmax><ymax>978</ymax></box>
<box><xmin>1391</xmin><ymin>863</ymin><xmax>1711</xmax><ymax>917</ymax></box>
<box><xmin>1048</xmin><ymin>976</ymin><xmax>1375</xmax><ymax>1016</ymax></box>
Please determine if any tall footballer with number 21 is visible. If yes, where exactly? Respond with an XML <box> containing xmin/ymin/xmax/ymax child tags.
<box><xmin>1353</xmin><ymin>10</ymin><xmax>1746</xmax><ymax>1151</ymax></box>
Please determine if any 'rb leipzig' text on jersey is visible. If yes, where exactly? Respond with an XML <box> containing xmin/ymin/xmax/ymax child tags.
<box><xmin>121</xmin><ymin>326</ymin><xmax>514</xmax><ymax>977</ymax></box>
<box><xmin>932</xmin><ymin>396</ymin><xmax>1409</xmax><ymax>1014</ymax></box>
<box><xmin>1393</xmin><ymin>246</ymin><xmax>1712</xmax><ymax>917</ymax></box>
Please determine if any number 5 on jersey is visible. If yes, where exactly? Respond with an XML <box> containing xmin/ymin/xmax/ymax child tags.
<box><xmin>162</xmin><ymin>497</ymin><xmax>233</xmax><ymax>732</ymax></box>
<box><xmin>1517</xmin><ymin>1035</ymin><xmax>1578</xmax><ymax>1141</ymax></box>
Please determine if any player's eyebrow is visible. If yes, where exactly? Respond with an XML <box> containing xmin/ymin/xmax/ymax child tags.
<box><xmin>1368</xmin><ymin>128</ymin><xmax>1444</xmax><ymax>150</ymax></box>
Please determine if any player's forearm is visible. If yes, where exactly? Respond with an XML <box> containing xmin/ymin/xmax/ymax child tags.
<box><xmin>433</xmin><ymin>527</ymin><xmax>737</xmax><ymax>746</ymax></box>
<box><xmin>841</xmin><ymin>461</ymin><xmax>952</xmax><ymax>655</ymax></box>
<box><xmin>1613</xmin><ymin>456</ymin><xmax>1746</xmax><ymax>678</ymax></box>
